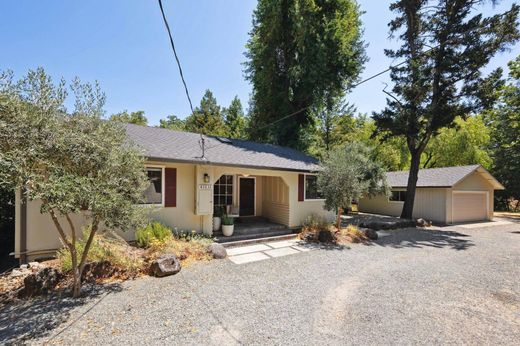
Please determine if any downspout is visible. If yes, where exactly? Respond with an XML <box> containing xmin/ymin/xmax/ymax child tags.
<box><xmin>19</xmin><ymin>188</ymin><xmax>27</xmax><ymax>264</ymax></box>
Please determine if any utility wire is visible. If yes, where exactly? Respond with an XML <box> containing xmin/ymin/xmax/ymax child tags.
<box><xmin>157</xmin><ymin>0</ymin><xmax>207</xmax><ymax>158</ymax></box>
<box><xmin>253</xmin><ymin>45</ymin><xmax>438</xmax><ymax>132</ymax></box>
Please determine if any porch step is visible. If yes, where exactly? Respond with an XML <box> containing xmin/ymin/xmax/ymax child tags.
<box><xmin>214</xmin><ymin>228</ymin><xmax>298</xmax><ymax>245</ymax></box>
<box><xmin>219</xmin><ymin>232</ymin><xmax>300</xmax><ymax>248</ymax></box>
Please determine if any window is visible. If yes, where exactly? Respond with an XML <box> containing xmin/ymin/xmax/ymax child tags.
<box><xmin>305</xmin><ymin>175</ymin><xmax>323</xmax><ymax>200</ymax></box>
<box><xmin>214</xmin><ymin>174</ymin><xmax>233</xmax><ymax>213</ymax></box>
<box><xmin>142</xmin><ymin>167</ymin><xmax>163</xmax><ymax>204</ymax></box>
<box><xmin>389</xmin><ymin>190</ymin><xmax>406</xmax><ymax>202</ymax></box>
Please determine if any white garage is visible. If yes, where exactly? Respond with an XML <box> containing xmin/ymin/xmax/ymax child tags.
<box><xmin>359</xmin><ymin>165</ymin><xmax>504</xmax><ymax>224</ymax></box>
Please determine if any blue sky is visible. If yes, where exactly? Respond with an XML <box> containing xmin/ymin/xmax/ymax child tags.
<box><xmin>1</xmin><ymin>0</ymin><xmax>518</xmax><ymax>125</ymax></box>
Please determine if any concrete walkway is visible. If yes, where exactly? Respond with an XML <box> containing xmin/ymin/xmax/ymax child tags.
<box><xmin>226</xmin><ymin>238</ymin><xmax>312</xmax><ymax>264</ymax></box>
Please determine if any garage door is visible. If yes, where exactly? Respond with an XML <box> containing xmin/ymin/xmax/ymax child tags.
<box><xmin>453</xmin><ymin>192</ymin><xmax>488</xmax><ymax>223</ymax></box>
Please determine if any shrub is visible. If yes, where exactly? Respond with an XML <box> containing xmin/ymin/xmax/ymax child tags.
<box><xmin>222</xmin><ymin>215</ymin><xmax>234</xmax><ymax>226</ymax></box>
<box><xmin>338</xmin><ymin>225</ymin><xmax>366</xmax><ymax>243</ymax></box>
<box><xmin>135</xmin><ymin>222</ymin><xmax>172</xmax><ymax>248</ymax></box>
<box><xmin>58</xmin><ymin>229</ymin><xmax>144</xmax><ymax>276</ymax></box>
<box><xmin>300</xmin><ymin>214</ymin><xmax>331</xmax><ymax>241</ymax></box>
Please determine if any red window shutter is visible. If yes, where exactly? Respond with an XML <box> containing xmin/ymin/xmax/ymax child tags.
<box><xmin>164</xmin><ymin>168</ymin><xmax>177</xmax><ymax>207</ymax></box>
<box><xmin>298</xmin><ymin>174</ymin><xmax>304</xmax><ymax>202</ymax></box>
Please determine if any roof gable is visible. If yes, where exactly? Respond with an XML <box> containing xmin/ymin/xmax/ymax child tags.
<box><xmin>387</xmin><ymin>165</ymin><xmax>504</xmax><ymax>189</ymax></box>
<box><xmin>124</xmin><ymin>124</ymin><xmax>321</xmax><ymax>172</ymax></box>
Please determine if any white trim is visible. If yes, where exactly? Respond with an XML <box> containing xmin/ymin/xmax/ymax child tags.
<box><xmin>451</xmin><ymin>190</ymin><xmax>489</xmax><ymax>224</ymax></box>
<box><xmin>140</xmin><ymin>165</ymin><xmax>165</xmax><ymax>207</ymax></box>
<box><xmin>238</xmin><ymin>176</ymin><xmax>256</xmax><ymax>216</ymax></box>
<box><xmin>303</xmin><ymin>174</ymin><xmax>325</xmax><ymax>201</ymax></box>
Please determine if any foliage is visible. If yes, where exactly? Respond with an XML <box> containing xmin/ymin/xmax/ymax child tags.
<box><xmin>422</xmin><ymin>116</ymin><xmax>492</xmax><ymax>169</ymax></box>
<box><xmin>184</xmin><ymin>89</ymin><xmax>227</xmax><ymax>136</ymax></box>
<box><xmin>373</xmin><ymin>0</ymin><xmax>519</xmax><ymax>218</ymax></box>
<box><xmin>109</xmin><ymin>110</ymin><xmax>148</xmax><ymax>125</ymax></box>
<box><xmin>223</xmin><ymin>96</ymin><xmax>248</xmax><ymax>139</ymax></box>
<box><xmin>159</xmin><ymin>114</ymin><xmax>186</xmax><ymax>131</ymax></box>
<box><xmin>338</xmin><ymin>224</ymin><xmax>365</xmax><ymax>243</ymax></box>
<box><xmin>0</xmin><ymin>186</ymin><xmax>14</xmax><ymax>238</ymax></box>
<box><xmin>318</xmin><ymin>142</ymin><xmax>390</xmax><ymax>228</ymax></box>
<box><xmin>58</xmin><ymin>229</ymin><xmax>144</xmax><ymax>276</ymax></box>
<box><xmin>245</xmin><ymin>0</ymin><xmax>366</xmax><ymax>150</ymax></box>
<box><xmin>0</xmin><ymin>68</ymin><xmax>149</xmax><ymax>297</ymax></box>
<box><xmin>144</xmin><ymin>232</ymin><xmax>213</xmax><ymax>266</ymax></box>
<box><xmin>135</xmin><ymin>221</ymin><xmax>172</xmax><ymax>248</ymax></box>
<box><xmin>221</xmin><ymin>215</ymin><xmax>234</xmax><ymax>226</ymax></box>
<box><xmin>486</xmin><ymin>55</ymin><xmax>520</xmax><ymax>210</ymax></box>
<box><xmin>299</xmin><ymin>214</ymin><xmax>331</xmax><ymax>241</ymax></box>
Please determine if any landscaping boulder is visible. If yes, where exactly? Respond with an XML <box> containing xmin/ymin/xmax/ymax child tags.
<box><xmin>416</xmin><ymin>218</ymin><xmax>432</xmax><ymax>227</ymax></box>
<box><xmin>20</xmin><ymin>267</ymin><xmax>61</xmax><ymax>297</ymax></box>
<box><xmin>318</xmin><ymin>229</ymin><xmax>335</xmax><ymax>243</ymax></box>
<box><xmin>150</xmin><ymin>254</ymin><xmax>181</xmax><ymax>277</ymax></box>
<box><xmin>208</xmin><ymin>243</ymin><xmax>227</xmax><ymax>259</ymax></box>
<box><xmin>364</xmin><ymin>229</ymin><xmax>378</xmax><ymax>240</ymax></box>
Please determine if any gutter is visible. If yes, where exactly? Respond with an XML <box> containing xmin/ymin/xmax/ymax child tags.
<box><xmin>146</xmin><ymin>156</ymin><xmax>322</xmax><ymax>173</ymax></box>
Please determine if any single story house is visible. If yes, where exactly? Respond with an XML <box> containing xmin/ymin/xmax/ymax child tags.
<box><xmin>359</xmin><ymin>164</ymin><xmax>504</xmax><ymax>224</ymax></box>
<box><xmin>14</xmin><ymin>124</ymin><xmax>334</xmax><ymax>261</ymax></box>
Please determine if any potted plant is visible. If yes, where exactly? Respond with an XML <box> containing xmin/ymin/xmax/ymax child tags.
<box><xmin>221</xmin><ymin>214</ymin><xmax>234</xmax><ymax>236</ymax></box>
<box><xmin>213</xmin><ymin>206</ymin><xmax>223</xmax><ymax>232</ymax></box>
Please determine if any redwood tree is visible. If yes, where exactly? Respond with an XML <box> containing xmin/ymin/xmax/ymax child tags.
<box><xmin>373</xmin><ymin>0</ymin><xmax>519</xmax><ymax>219</ymax></box>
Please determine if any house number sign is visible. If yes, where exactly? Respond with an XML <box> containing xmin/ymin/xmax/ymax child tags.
<box><xmin>199</xmin><ymin>184</ymin><xmax>212</xmax><ymax>190</ymax></box>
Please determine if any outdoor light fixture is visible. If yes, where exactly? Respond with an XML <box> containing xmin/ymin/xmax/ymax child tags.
<box><xmin>203</xmin><ymin>173</ymin><xmax>210</xmax><ymax>183</ymax></box>
<box><xmin>242</xmin><ymin>174</ymin><xmax>250</xmax><ymax>177</ymax></box>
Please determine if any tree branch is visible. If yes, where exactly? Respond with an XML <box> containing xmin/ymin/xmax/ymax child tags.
<box><xmin>48</xmin><ymin>208</ymin><xmax>72</xmax><ymax>250</ymax></box>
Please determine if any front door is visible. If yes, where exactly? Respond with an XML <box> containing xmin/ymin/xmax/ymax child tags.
<box><xmin>239</xmin><ymin>178</ymin><xmax>255</xmax><ymax>216</ymax></box>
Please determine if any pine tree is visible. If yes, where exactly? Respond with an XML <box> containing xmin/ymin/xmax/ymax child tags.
<box><xmin>184</xmin><ymin>89</ymin><xmax>227</xmax><ymax>136</ymax></box>
<box><xmin>373</xmin><ymin>0</ymin><xmax>519</xmax><ymax>219</ymax></box>
<box><xmin>223</xmin><ymin>96</ymin><xmax>247</xmax><ymax>139</ymax></box>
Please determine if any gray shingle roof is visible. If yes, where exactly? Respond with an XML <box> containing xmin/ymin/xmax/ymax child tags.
<box><xmin>387</xmin><ymin>164</ymin><xmax>483</xmax><ymax>188</ymax></box>
<box><xmin>124</xmin><ymin>124</ymin><xmax>321</xmax><ymax>172</ymax></box>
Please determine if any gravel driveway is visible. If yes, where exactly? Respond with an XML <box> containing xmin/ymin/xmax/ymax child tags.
<box><xmin>1</xmin><ymin>220</ymin><xmax>519</xmax><ymax>345</ymax></box>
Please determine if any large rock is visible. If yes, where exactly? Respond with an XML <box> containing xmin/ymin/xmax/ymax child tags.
<box><xmin>416</xmin><ymin>218</ymin><xmax>432</xmax><ymax>227</ymax></box>
<box><xmin>208</xmin><ymin>243</ymin><xmax>227</xmax><ymax>259</ymax></box>
<box><xmin>150</xmin><ymin>254</ymin><xmax>181</xmax><ymax>277</ymax></box>
<box><xmin>318</xmin><ymin>230</ymin><xmax>335</xmax><ymax>243</ymax></box>
<box><xmin>21</xmin><ymin>267</ymin><xmax>61</xmax><ymax>297</ymax></box>
<box><xmin>364</xmin><ymin>229</ymin><xmax>378</xmax><ymax>240</ymax></box>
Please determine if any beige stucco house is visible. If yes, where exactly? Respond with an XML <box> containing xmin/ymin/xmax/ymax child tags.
<box><xmin>359</xmin><ymin>165</ymin><xmax>504</xmax><ymax>224</ymax></box>
<box><xmin>14</xmin><ymin>124</ymin><xmax>334</xmax><ymax>261</ymax></box>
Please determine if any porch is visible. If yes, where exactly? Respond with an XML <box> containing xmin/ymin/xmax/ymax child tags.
<box><xmin>213</xmin><ymin>216</ymin><xmax>297</xmax><ymax>243</ymax></box>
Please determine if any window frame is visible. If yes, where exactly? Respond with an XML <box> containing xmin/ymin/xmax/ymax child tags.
<box><xmin>388</xmin><ymin>190</ymin><xmax>406</xmax><ymax>203</ymax></box>
<box><xmin>303</xmin><ymin>174</ymin><xmax>324</xmax><ymax>201</ymax></box>
<box><xmin>140</xmin><ymin>165</ymin><xmax>165</xmax><ymax>207</ymax></box>
<box><xmin>213</xmin><ymin>174</ymin><xmax>234</xmax><ymax>213</ymax></box>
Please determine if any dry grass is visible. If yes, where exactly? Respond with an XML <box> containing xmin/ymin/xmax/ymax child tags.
<box><xmin>144</xmin><ymin>235</ymin><xmax>213</xmax><ymax>267</ymax></box>
<box><xmin>494</xmin><ymin>211</ymin><xmax>520</xmax><ymax>219</ymax></box>
<box><xmin>299</xmin><ymin>214</ymin><xmax>331</xmax><ymax>241</ymax></box>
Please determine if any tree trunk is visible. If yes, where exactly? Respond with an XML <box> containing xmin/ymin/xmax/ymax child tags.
<box><xmin>401</xmin><ymin>150</ymin><xmax>421</xmax><ymax>219</ymax></box>
<box><xmin>336</xmin><ymin>207</ymin><xmax>342</xmax><ymax>230</ymax></box>
<box><xmin>72</xmin><ymin>221</ymin><xmax>98</xmax><ymax>298</ymax></box>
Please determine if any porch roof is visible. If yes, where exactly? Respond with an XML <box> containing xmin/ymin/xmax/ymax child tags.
<box><xmin>124</xmin><ymin>124</ymin><xmax>321</xmax><ymax>172</ymax></box>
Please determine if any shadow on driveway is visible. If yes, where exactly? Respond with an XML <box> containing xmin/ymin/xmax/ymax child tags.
<box><xmin>374</xmin><ymin>228</ymin><xmax>474</xmax><ymax>251</ymax></box>
<box><xmin>0</xmin><ymin>283</ymin><xmax>122</xmax><ymax>345</ymax></box>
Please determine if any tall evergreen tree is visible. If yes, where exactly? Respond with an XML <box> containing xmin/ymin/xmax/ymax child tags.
<box><xmin>488</xmin><ymin>55</ymin><xmax>520</xmax><ymax>211</ymax></box>
<box><xmin>373</xmin><ymin>0</ymin><xmax>519</xmax><ymax>219</ymax></box>
<box><xmin>110</xmin><ymin>110</ymin><xmax>148</xmax><ymax>125</ymax></box>
<box><xmin>184</xmin><ymin>89</ymin><xmax>227</xmax><ymax>136</ymax></box>
<box><xmin>245</xmin><ymin>0</ymin><xmax>366</xmax><ymax>150</ymax></box>
<box><xmin>223</xmin><ymin>96</ymin><xmax>247</xmax><ymax>139</ymax></box>
<box><xmin>159</xmin><ymin>115</ymin><xmax>186</xmax><ymax>131</ymax></box>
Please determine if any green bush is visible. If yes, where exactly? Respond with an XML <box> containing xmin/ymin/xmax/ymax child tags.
<box><xmin>222</xmin><ymin>215</ymin><xmax>234</xmax><ymax>226</ymax></box>
<box><xmin>135</xmin><ymin>221</ymin><xmax>172</xmax><ymax>248</ymax></box>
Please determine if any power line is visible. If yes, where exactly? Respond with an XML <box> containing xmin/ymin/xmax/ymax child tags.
<box><xmin>157</xmin><ymin>0</ymin><xmax>206</xmax><ymax>158</ymax></box>
<box><xmin>254</xmin><ymin>45</ymin><xmax>438</xmax><ymax>132</ymax></box>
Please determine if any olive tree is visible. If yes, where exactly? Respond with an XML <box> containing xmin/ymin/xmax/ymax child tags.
<box><xmin>318</xmin><ymin>142</ymin><xmax>390</xmax><ymax>229</ymax></box>
<box><xmin>0</xmin><ymin>68</ymin><xmax>148</xmax><ymax>297</ymax></box>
